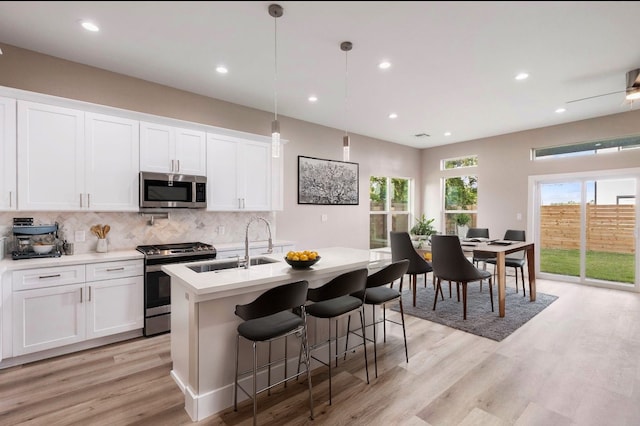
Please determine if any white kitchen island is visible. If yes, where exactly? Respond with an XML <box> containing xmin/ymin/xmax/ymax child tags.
<box><xmin>162</xmin><ymin>246</ymin><xmax>390</xmax><ymax>421</ymax></box>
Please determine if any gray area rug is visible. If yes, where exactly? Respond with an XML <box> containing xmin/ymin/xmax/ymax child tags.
<box><xmin>390</xmin><ymin>282</ymin><xmax>558</xmax><ymax>341</ymax></box>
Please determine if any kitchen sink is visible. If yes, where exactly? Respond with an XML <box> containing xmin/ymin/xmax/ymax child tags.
<box><xmin>187</xmin><ymin>256</ymin><xmax>280</xmax><ymax>273</ymax></box>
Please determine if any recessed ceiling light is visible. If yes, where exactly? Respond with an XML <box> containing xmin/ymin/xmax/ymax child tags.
<box><xmin>308</xmin><ymin>95</ymin><xmax>318</xmax><ymax>102</ymax></box>
<box><xmin>215</xmin><ymin>66</ymin><xmax>228</xmax><ymax>74</ymax></box>
<box><xmin>515</xmin><ymin>72</ymin><xmax>529</xmax><ymax>81</ymax></box>
<box><xmin>388</xmin><ymin>113</ymin><xmax>398</xmax><ymax>119</ymax></box>
<box><xmin>80</xmin><ymin>21</ymin><xmax>100</xmax><ymax>32</ymax></box>
<box><xmin>378</xmin><ymin>61</ymin><xmax>391</xmax><ymax>70</ymax></box>
<box><xmin>555</xmin><ymin>107</ymin><xmax>566</xmax><ymax>113</ymax></box>
<box><xmin>444</xmin><ymin>132</ymin><xmax>452</xmax><ymax>136</ymax></box>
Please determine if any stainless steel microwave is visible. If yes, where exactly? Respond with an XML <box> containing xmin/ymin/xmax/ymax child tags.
<box><xmin>139</xmin><ymin>172</ymin><xmax>207</xmax><ymax>209</ymax></box>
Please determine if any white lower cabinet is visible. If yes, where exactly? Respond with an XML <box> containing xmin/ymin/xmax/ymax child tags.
<box><xmin>12</xmin><ymin>283</ymin><xmax>86</xmax><ymax>356</ymax></box>
<box><xmin>86</xmin><ymin>276</ymin><xmax>143</xmax><ymax>339</ymax></box>
<box><xmin>11</xmin><ymin>259</ymin><xmax>143</xmax><ymax>356</ymax></box>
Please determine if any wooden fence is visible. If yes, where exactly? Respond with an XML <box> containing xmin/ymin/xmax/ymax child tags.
<box><xmin>540</xmin><ymin>204</ymin><xmax>636</xmax><ymax>254</ymax></box>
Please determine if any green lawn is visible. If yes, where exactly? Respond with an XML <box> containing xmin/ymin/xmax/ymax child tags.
<box><xmin>540</xmin><ymin>248</ymin><xmax>635</xmax><ymax>284</ymax></box>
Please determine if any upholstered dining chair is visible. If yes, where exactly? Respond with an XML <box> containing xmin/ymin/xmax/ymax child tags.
<box><xmin>466</xmin><ymin>227</ymin><xmax>489</xmax><ymax>239</ymax></box>
<box><xmin>431</xmin><ymin>234</ymin><xmax>493</xmax><ymax>320</ymax></box>
<box><xmin>465</xmin><ymin>228</ymin><xmax>494</xmax><ymax>268</ymax></box>
<box><xmin>389</xmin><ymin>231</ymin><xmax>438</xmax><ymax>307</ymax></box>
<box><xmin>485</xmin><ymin>229</ymin><xmax>527</xmax><ymax>296</ymax></box>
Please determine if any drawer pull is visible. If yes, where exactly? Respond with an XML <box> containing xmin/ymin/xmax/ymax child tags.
<box><xmin>39</xmin><ymin>274</ymin><xmax>61</xmax><ymax>279</ymax></box>
<box><xmin>106</xmin><ymin>267</ymin><xmax>125</xmax><ymax>272</ymax></box>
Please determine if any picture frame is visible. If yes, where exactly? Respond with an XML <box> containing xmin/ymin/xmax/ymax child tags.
<box><xmin>298</xmin><ymin>156</ymin><xmax>359</xmax><ymax>205</ymax></box>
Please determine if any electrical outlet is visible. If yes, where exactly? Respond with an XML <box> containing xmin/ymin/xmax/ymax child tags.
<box><xmin>75</xmin><ymin>230</ymin><xmax>85</xmax><ymax>242</ymax></box>
<box><xmin>321</xmin><ymin>214</ymin><xmax>328</xmax><ymax>222</ymax></box>
<box><xmin>516</xmin><ymin>213</ymin><xmax>522</xmax><ymax>221</ymax></box>
<box><xmin>218</xmin><ymin>225</ymin><xmax>225</xmax><ymax>235</ymax></box>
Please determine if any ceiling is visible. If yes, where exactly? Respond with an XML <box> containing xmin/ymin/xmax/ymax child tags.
<box><xmin>1</xmin><ymin>1</ymin><xmax>640</xmax><ymax>149</ymax></box>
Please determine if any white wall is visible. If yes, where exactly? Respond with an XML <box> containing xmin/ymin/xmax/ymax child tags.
<box><xmin>275</xmin><ymin>117</ymin><xmax>421</xmax><ymax>249</ymax></box>
<box><xmin>3</xmin><ymin>43</ymin><xmax>640</xmax><ymax>250</ymax></box>
<box><xmin>421</xmin><ymin>110</ymin><xmax>640</xmax><ymax>239</ymax></box>
<box><xmin>0</xmin><ymin>43</ymin><xmax>422</xmax><ymax>251</ymax></box>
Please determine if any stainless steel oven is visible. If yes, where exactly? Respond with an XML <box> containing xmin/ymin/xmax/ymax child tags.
<box><xmin>137</xmin><ymin>242</ymin><xmax>216</xmax><ymax>336</ymax></box>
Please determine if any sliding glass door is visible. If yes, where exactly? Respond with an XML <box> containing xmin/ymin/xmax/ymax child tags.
<box><xmin>535</xmin><ymin>173</ymin><xmax>638</xmax><ymax>289</ymax></box>
<box><xmin>585</xmin><ymin>178</ymin><xmax>636</xmax><ymax>284</ymax></box>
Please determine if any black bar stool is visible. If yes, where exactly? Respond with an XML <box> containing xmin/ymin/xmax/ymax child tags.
<box><xmin>345</xmin><ymin>259</ymin><xmax>410</xmax><ymax>378</ymax></box>
<box><xmin>234</xmin><ymin>280</ymin><xmax>314</xmax><ymax>425</ymax></box>
<box><xmin>302</xmin><ymin>268</ymin><xmax>370</xmax><ymax>405</ymax></box>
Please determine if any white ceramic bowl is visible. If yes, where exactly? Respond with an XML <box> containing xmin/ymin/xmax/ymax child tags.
<box><xmin>33</xmin><ymin>244</ymin><xmax>54</xmax><ymax>254</ymax></box>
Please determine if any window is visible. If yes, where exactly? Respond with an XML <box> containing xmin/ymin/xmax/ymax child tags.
<box><xmin>533</xmin><ymin>134</ymin><xmax>640</xmax><ymax>159</ymax></box>
<box><xmin>443</xmin><ymin>175</ymin><xmax>478</xmax><ymax>235</ymax></box>
<box><xmin>442</xmin><ymin>155</ymin><xmax>478</xmax><ymax>170</ymax></box>
<box><xmin>370</xmin><ymin>176</ymin><xmax>411</xmax><ymax>248</ymax></box>
<box><xmin>441</xmin><ymin>155</ymin><xmax>478</xmax><ymax>235</ymax></box>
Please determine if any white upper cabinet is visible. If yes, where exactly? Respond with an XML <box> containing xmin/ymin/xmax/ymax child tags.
<box><xmin>17</xmin><ymin>101</ymin><xmax>140</xmax><ymax>211</ymax></box>
<box><xmin>207</xmin><ymin>134</ymin><xmax>272</xmax><ymax>211</ymax></box>
<box><xmin>85</xmin><ymin>112</ymin><xmax>140</xmax><ymax>211</ymax></box>
<box><xmin>140</xmin><ymin>122</ymin><xmax>206</xmax><ymax>175</ymax></box>
<box><xmin>18</xmin><ymin>101</ymin><xmax>85</xmax><ymax>211</ymax></box>
<box><xmin>0</xmin><ymin>97</ymin><xmax>17</xmax><ymax>211</ymax></box>
<box><xmin>175</xmin><ymin>127</ymin><xmax>207</xmax><ymax>175</ymax></box>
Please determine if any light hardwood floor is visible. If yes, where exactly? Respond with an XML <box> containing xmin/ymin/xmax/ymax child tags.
<box><xmin>2</xmin><ymin>277</ymin><xmax>640</xmax><ymax>426</ymax></box>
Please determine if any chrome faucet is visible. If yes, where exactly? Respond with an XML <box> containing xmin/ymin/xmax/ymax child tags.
<box><xmin>244</xmin><ymin>216</ymin><xmax>273</xmax><ymax>269</ymax></box>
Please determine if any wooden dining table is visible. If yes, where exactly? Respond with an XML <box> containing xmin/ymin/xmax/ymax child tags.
<box><xmin>417</xmin><ymin>240</ymin><xmax>536</xmax><ymax>317</ymax></box>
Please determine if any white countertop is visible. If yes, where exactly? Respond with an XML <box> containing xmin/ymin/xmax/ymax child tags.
<box><xmin>162</xmin><ymin>246</ymin><xmax>390</xmax><ymax>301</ymax></box>
<box><xmin>0</xmin><ymin>250</ymin><xmax>144</xmax><ymax>273</ymax></box>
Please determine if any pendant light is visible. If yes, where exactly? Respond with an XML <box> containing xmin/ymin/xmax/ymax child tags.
<box><xmin>341</xmin><ymin>41</ymin><xmax>352</xmax><ymax>162</ymax></box>
<box><xmin>269</xmin><ymin>4</ymin><xmax>283</xmax><ymax>158</ymax></box>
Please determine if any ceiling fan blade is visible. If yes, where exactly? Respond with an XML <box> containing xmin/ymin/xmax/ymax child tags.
<box><xmin>566</xmin><ymin>90</ymin><xmax>626</xmax><ymax>104</ymax></box>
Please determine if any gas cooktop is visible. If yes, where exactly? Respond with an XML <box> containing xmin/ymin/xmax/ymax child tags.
<box><xmin>136</xmin><ymin>242</ymin><xmax>216</xmax><ymax>259</ymax></box>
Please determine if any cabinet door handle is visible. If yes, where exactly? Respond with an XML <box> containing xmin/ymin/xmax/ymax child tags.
<box><xmin>171</xmin><ymin>159</ymin><xmax>175</xmax><ymax>172</ymax></box>
<box><xmin>9</xmin><ymin>191</ymin><xmax>12</xmax><ymax>208</ymax></box>
<box><xmin>87</xmin><ymin>193</ymin><xmax>91</xmax><ymax>208</ymax></box>
<box><xmin>39</xmin><ymin>274</ymin><xmax>61</xmax><ymax>279</ymax></box>
<box><xmin>88</xmin><ymin>286</ymin><xmax>92</xmax><ymax>302</ymax></box>
<box><xmin>242</xmin><ymin>198</ymin><xmax>246</xmax><ymax>209</ymax></box>
<box><xmin>176</xmin><ymin>159</ymin><xmax>180</xmax><ymax>172</ymax></box>
<box><xmin>80</xmin><ymin>287</ymin><xmax>83</xmax><ymax>303</ymax></box>
<box><xmin>80</xmin><ymin>193</ymin><xmax>83</xmax><ymax>208</ymax></box>
<box><xmin>106</xmin><ymin>267</ymin><xmax>125</xmax><ymax>272</ymax></box>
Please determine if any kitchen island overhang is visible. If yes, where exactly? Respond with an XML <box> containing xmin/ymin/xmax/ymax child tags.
<box><xmin>162</xmin><ymin>247</ymin><xmax>388</xmax><ymax>422</ymax></box>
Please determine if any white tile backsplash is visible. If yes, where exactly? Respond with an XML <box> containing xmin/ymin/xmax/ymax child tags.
<box><xmin>0</xmin><ymin>211</ymin><xmax>276</xmax><ymax>255</ymax></box>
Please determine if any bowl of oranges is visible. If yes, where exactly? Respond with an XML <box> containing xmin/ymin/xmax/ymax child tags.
<box><xmin>284</xmin><ymin>250</ymin><xmax>320</xmax><ymax>269</ymax></box>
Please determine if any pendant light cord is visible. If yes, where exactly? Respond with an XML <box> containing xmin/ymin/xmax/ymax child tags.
<box><xmin>273</xmin><ymin>14</ymin><xmax>278</xmax><ymax>121</ymax></box>
<box><xmin>344</xmin><ymin>47</ymin><xmax>348</xmax><ymax>137</ymax></box>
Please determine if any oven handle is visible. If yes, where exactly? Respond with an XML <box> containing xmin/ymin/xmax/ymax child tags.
<box><xmin>146</xmin><ymin>264</ymin><xmax>167</xmax><ymax>273</ymax></box>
